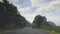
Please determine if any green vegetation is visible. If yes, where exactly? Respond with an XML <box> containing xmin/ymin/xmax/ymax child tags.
<box><xmin>39</xmin><ymin>26</ymin><xmax>60</xmax><ymax>34</ymax></box>
<box><xmin>0</xmin><ymin>0</ymin><xmax>31</xmax><ymax>32</ymax></box>
<box><xmin>32</xmin><ymin>15</ymin><xmax>60</xmax><ymax>34</ymax></box>
<box><xmin>32</xmin><ymin>15</ymin><xmax>44</xmax><ymax>28</ymax></box>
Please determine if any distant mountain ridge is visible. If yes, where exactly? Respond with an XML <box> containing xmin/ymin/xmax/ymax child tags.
<box><xmin>41</xmin><ymin>21</ymin><xmax>56</xmax><ymax>28</ymax></box>
<box><xmin>47</xmin><ymin>21</ymin><xmax>56</xmax><ymax>26</ymax></box>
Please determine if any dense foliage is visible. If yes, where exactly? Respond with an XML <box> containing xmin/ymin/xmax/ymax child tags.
<box><xmin>32</xmin><ymin>15</ymin><xmax>44</xmax><ymax>27</ymax></box>
<box><xmin>0</xmin><ymin>0</ymin><xmax>30</xmax><ymax>29</ymax></box>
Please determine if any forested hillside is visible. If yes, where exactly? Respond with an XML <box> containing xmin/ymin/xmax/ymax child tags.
<box><xmin>0</xmin><ymin>0</ymin><xmax>30</xmax><ymax>29</ymax></box>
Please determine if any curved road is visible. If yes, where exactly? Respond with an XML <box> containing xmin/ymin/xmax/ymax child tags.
<box><xmin>0</xmin><ymin>27</ymin><xmax>50</xmax><ymax>34</ymax></box>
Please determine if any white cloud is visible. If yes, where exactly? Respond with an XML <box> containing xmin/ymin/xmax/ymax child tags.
<box><xmin>0</xmin><ymin>0</ymin><xmax>3</xmax><ymax>2</ymax></box>
<box><xmin>17</xmin><ymin>0</ymin><xmax>60</xmax><ymax>26</ymax></box>
<box><xmin>5</xmin><ymin>0</ymin><xmax>60</xmax><ymax>26</ymax></box>
<box><xmin>18</xmin><ymin>7</ymin><xmax>31</xmax><ymax>15</ymax></box>
<box><xmin>8</xmin><ymin>0</ymin><xmax>19</xmax><ymax>4</ymax></box>
<box><xmin>30</xmin><ymin>0</ymin><xmax>51</xmax><ymax>7</ymax></box>
<box><xmin>29</xmin><ymin>0</ymin><xmax>60</xmax><ymax>26</ymax></box>
<box><xmin>18</xmin><ymin>7</ymin><xmax>37</xmax><ymax>22</ymax></box>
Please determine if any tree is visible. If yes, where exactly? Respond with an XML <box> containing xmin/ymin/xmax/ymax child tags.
<box><xmin>0</xmin><ymin>0</ymin><xmax>29</xmax><ymax>29</ymax></box>
<box><xmin>3</xmin><ymin>0</ymin><xmax>9</xmax><ymax>4</ymax></box>
<box><xmin>33</xmin><ymin>15</ymin><xmax>44</xmax><ymax>27</ymax></box>
<box><xmin>43</xmin><ymin>16</ymin><xmax>47</xmax><ymax>22</ymax></box>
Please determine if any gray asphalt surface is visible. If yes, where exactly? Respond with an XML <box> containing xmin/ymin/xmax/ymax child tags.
<box><xmin>0</xmin><ymin>27</ymin><xmax>50</xmax><ymax>34</ymax></box>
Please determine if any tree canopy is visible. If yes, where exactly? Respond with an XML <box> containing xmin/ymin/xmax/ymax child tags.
<box><xmin>0</xmin><ymin>0</ymin><xmax>30</xmax><ymax>29</ymax></box>
<box><xmin>33</xmin><ymin>15</ymin><xmax>44</xmax><ymax>27</ymax></box>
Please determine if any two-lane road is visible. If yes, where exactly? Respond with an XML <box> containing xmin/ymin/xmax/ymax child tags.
<box><xmin>0</xmin><ymin>27</ymin><xmax>50</xmax><ymax>34</ymax></box>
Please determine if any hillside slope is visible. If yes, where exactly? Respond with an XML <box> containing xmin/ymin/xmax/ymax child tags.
<box><xmin>0</xmin><ymin>0</ymin><xmax>29</xmax><ymax>29</ymax></box>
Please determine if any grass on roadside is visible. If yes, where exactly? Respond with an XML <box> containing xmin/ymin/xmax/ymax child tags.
<box><xmin>38</xmin><ymin>26</ymin><xmax>60</xmax><ymax>34</ymax></box>
<box><xmin>40</xmin><ymin>29</ymin><xmax>60</xmax><ymax>34</ymax></box>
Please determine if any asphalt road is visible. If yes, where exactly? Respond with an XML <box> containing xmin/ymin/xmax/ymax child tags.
<box><xmin>0</xmin><ymin>27</ymin><xmax>50</xmax><ymax>34</ymax></box>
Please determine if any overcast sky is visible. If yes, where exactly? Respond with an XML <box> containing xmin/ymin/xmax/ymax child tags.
<box><xmin>0</xmin><ymin>0</ymin><xmax>60</xmax><ymax>26</ymax></box>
